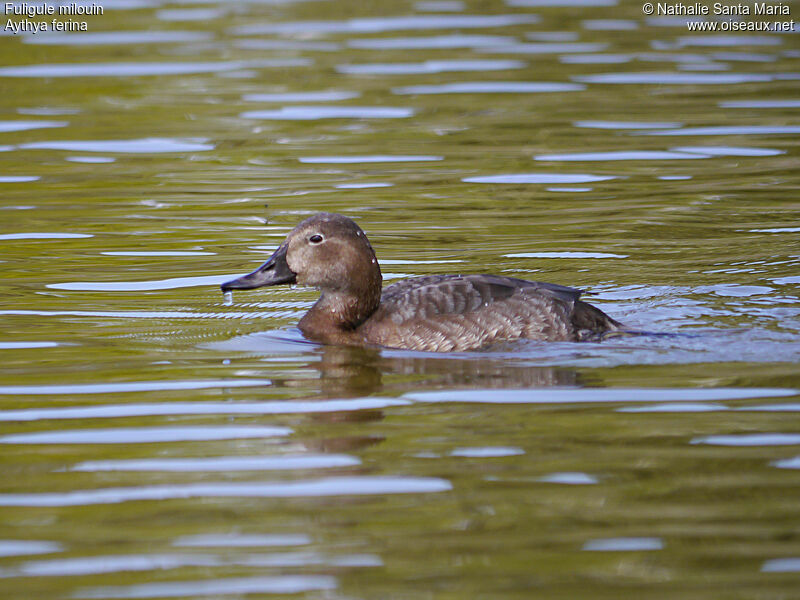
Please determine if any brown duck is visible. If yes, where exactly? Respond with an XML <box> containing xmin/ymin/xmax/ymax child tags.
<box><xmin>221</xmin><ymin>213</ymin><xmax>623</xmax><ymax>352</ymax></box>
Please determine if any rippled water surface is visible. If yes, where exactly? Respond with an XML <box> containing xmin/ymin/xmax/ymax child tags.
<box><xmin>1</xmin><ymin>0</ymin><xmax>799</xmax><ymax>598</ymax></box>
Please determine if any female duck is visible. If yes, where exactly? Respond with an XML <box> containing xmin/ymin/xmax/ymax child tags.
<box><xmin>221</xmin><ymin>213</ymin><xmax>622</xmax><ymax>352</ymax></box>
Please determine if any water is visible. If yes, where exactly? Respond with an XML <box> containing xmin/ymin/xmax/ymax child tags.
<box><xmin>1</xmin><ymin>0</ymin><xmax>799</xmax><ymax>598</ymax></box>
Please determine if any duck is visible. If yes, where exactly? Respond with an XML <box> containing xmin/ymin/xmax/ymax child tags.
<box><xmin>221</xmin><ymin>213</ymin><xmax>623</xmax><ymax>352</ymax></box>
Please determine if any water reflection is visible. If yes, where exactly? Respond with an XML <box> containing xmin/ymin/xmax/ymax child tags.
<box><xmin>0</xmin><ymin>425</ymin><xmax>291</xmax><ymax>445</ymax></box>
<box><xmin>23</xmin><ymin>31</ymin><xmax>213</xmax><ymax>46</ymax></box>
<box><xmin>691</xmin><ymin>433</ymin><xmax>800</xmax><ymax>446</ymax></box>
<box><xmin>393</xmin><ymin>81</ymin><xmax>585</xmax><ymax>94</ymax></box>
<box><xmin>347</xmin><ymin>34</ymin><xmax>516</xmax><ymax>49</ymax></box>
<box><xmin>47</xmin><ymin>274</ymin><xmax>237</xmax><ymax>291</ymax></box>
<box><xmin>721</xmin><ymin>100</ymin><xmax>800</xmax><ymax>108</ymax></box>
<box><xmin>298</xmin><ymin>154</ymin><xmax>442</xmax><ymax>163</ymax></box>
<box><xmin>0</xmin><ymin>120</ymin><xmax>68</xmax><ymax>132</ymax></box>
<box><xmin>70</xmin><ymin>454</ymin><xmax>360</xmax><ymax>472</ymax></box>
<box><xmin>475</xmin><ymin>42</ymin><xmax>608</xmax><ymax>54</ymax></box>
<box><xmin>582</xmin><ymin>19</ymin><xmax>638</xmax><ymax>30</ymax></box>
<box><xmin>173</xmin><ymin>534</ymin><xmax>311</xmax><ymax>547</ymax></box>
<box><xmin>534</xmin><ymin>150</ymin><xmax>706</xmax><ymax>161</ymax></box>
<box><xmin>573</xmin><ymin>120</ymin><xmax>682</xmax><ymax>129</ymax></box>
<box><xmin>643</xmin><ymin>125</ymin><xmax>800</xmax><ymax>136</ymax></box>
<box><xmin>0</xmin><ymin>60</ymin><xmax>308</xmax><ymax>78</ymax></box>
<box><xmin>241</xmin><ymin>106</ymin><xmax>415</xmax><ymax>120</ymax></box>
<box><xmin>450</xmin><ymin>447</ymin><xmax>524</xmax><ymax>457</ymax></box>
<box><xmin>0</xmin><ymin>476</ymin><xmax>453</xmax><ymax>506</ymax></box>
<box><xmin>0</xmin><ymin>232</ymin><xmax>91</xmax><ymax>240</ymax></box>
<box><xmin>336</xmin><ymin>59</ymin><xmax>526</xmax><ymax>74</ymax></box>
<box><xmin>669</xmin><ymin>145</ymin><xmax>784</xmax><ymax>156</ymax></box>
<box><xmin>242</xmin><ymin>91</ymin><xmax>359</xmax><ymax>102</ymax></box>
<box><xmin>0</xmin><ymin>379</ymin><xmax>271</xmax><ymax>395</ymax></box>
<box><xmin>75</xmin><ymin>575</ymin><xmax>338</xmax><ymax>598</ymax></box>
<box><xmin>20</xmin><ymin>138</ymin><xmax>214</xmax><ymax>153</ymax></box>
<box><xmin>231</xmin><ymin>14</ymin><xmax>540</xmax><ymax>35</ymax></box>
<box><xmin>582</xmin><ymin>537</ymin><xmax>664</xmax><ymax>551</ymax></box>
<box><xmin>463</xmin><ymin>173</ymin><xmax>615</xmax><ymax>183</ymax></box>
<box><xmin>538</xmin><ymin>472</ymin><xmax>598</xmax><ymax>484</ymax></box>
<box><xmin>574</xmin><ymin>72</ymin><xmax>773</xmax><ymax>84</ymax></box>
<box><xmin>0</xmin><ymin>540</ymin><xmax>62</xmax><ymax>557</ymax></box>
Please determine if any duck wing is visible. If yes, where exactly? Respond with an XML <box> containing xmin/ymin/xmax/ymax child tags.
<box><xmin>362</xmin><ymin>274</ymin><xmax>604</xmax><ymax>351</ymax></box>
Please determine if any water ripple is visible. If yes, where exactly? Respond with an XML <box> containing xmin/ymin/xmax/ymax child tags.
<box><xmin>75</xmin><ymin>575</ymin><xmax>337</xmax><ymax>598</ymax></box>
<box><xmin>0</xmin><ymin>379</ymin><xmax>271</xmax><ymax>395</ymax></box>
<box><xmin>231</xmin><ymin>14</ymin><xmax>540</xmax><ymax>36</ymax></box>
<box><xmin>0</xmin><ymin>540</ymin><xmax>62</xmax><ymax>557</ymax></box>
<box><xmin>0</xmin><ymin>398</ymin><xmax>409</xmax><ymax>421</ymax></box>
<box><xmin>574</xmin><ymin>120</ymin><xmax>682</xmax><ymax>129</ymax></box>
<box><xmin>0</xmin><ymin>61</ymin><xmax>308</xmax><ymax>78</ymax></box>
<box><xmin>0</xmin><ymin>476</ymin><xmax>453</xmax><ymax>506</ymax></box>
<box><xmin>538</xmin><ymin>472</ymin><xmax>599</xmax><ymax>484</ymax></box>
<box><xmin>450</xmin><ymin>446</ymin><xmax>524</xmax><ymax>457</ymax></box>
<box><xmin>242</xmin><ymin>91</ymin><xmax>359</xmax><ymax>102</ymax></box>
<box><xmin>0</xmin><ymin>232</ymin><xmax>91</xmax><ymax>240</ymax></box>
<box><xmin>405</xmin><ymin>388</ymin><xmax>796</xmax><ymax>404</ymax></box>
<box><xmin>617</xmin><ymin>403</ymin><xmax>726</xmax><ymax>413</ymax></box>
<box><xmin>0</xmin><ymin>425</ymin><xmax>291</xmax><ymax>445</ymax></box>
<box><xmin>2</xmin><ymin>551</ymin><xmax>380</xmax><ymax>578</ymax></box>
<box><xmin>415</xmin><ymin>0</ymin><xmax>465</xmax><ymax>10</ymax></box>
<box><xmin>23</xmin><ymin>31</ymin><xmax>213</xmax><ymax>46</ymax></box>
<box><xmin>583</xmin><ymin>537</ymin><xmax>663</xmax><ymax>551</ymax></box>
<box><xmin>761</xmin><ymin>558</ymin><xmax>800</xmax><ymax>572</ymax></box>
<box><xmin>47</xmin><ymin>273</ymin><xmax>236</xmax><ymax>291</ymax></box>
<box><xmin>463</xmin><ymin>173</ymin><xmax>616</xmax><ymax>184</ymax></box>
<box><xmin>561</xmin><ymin>54</ymin><xmax>632</xmax><ymax>64</ymax></box>
<box><xmin>299</xmin><ymin>155</ymin><xmax>443</xmax><ymax>163</ymax></box>
<box><xmin>347</xmin><ymin>34</ymin><xmax>516</xmax><ymax>49</ymax></box>
<box><xmin>0</xmin><ymin>341</ymin><xmax>60</xmax><ymax>349</ymax></box>
<box><xmin>691</xmin><ymin>433</ymin><xmax>800</xmax><ymax>446</ymax></box>
<box><xmin>575</xmin><ymin>72</ymin><xmax>773</xmax><ymax>84</ymax></box>
<box><xmin>393</xmin><ymin>81</ymin><xmax>585</xmax><ymax>94</ymax></box>
<box><xmin>676</xmin><ymin>35</ymin><xmax>782</xmax><ymax>47</ymax></box>
<box><xmin>21</xmin><ymin>138</ymin><xmax>214</xmax><ymax>153</ymax></box>
<box><xmin>157</xmin><ymin>8</ymin><xmax>225</xmax><ymax>22</ymax></box>
<box><xmin>0</xmin><ymin>120</ymin><xmax>68</xmax><ymax>132</ymax></box>
<box><xmin>70</xmin><ymin>454</ymin><xmax>361</xmax><ymax>472</ymax></box>
<box><xmin>0</xmin><ymin>309</ymin><xmax>284</xmax><ymax>320</ymax></box>
<box><xmin>721</xmin><ymin>99</ymin><xmax>800</xmax><ymax>108</ymax></box>
<box><xmin>101</xmin><ymin>251</ymin><xmax>215</xmax><ymax>256</ymax></box>
<box><xmin>0</xmin><ymin>175</ymin><xmax>39</xmax><ymax>182</ymax></box>
<box><xmin>669</xmin><ymin>145</ymin><xmax>785</xmax><ymax>156</ymax></box>
<box><xmin>241</xmin><ymin>106</ymin><xmax>415</xmax><ymax>120</ymax></box>
<box><xmin>505</xmin><ymin>251</ymin><xmax>627</xmax><ymax>258</ymax></box>
<box><xmin>534</xmin><ymin>150</ymin><xmax>706</xmax><ymax>161</ymax></box>
<box><xmin>475</xmin><ymin>42</ymin><xmax>608</xmax><ymax>54</ymax></box>
<box><xmin>643</xmin><ymin>125</ymin><xmax>800</xmax><ymax>136</ymax></box>
<box><xmin>173</xmin><ymin>533</ymin><xmax>310</xmax><ymax>547</ymax></box>
<box><xmin>582</xmin><ymin>19</ymin><xmax>638</xmax><ymax>30</ymax></box>
<box><xmin>336</xmin><ymin>59</ymin><xmax>525</xmax><ymax>74</ymax></box>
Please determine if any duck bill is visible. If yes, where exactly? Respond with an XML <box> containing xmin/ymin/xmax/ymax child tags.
<box><xmin>220</xmin><ymin>244</ymin><xmax>297</xmax><ymax>292</ymax></box>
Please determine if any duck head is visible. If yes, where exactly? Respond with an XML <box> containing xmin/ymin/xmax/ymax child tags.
<box><xmin>221</xmin><ymin>213</ymin><xmax>383</xmax><ymax>296</ymax></box>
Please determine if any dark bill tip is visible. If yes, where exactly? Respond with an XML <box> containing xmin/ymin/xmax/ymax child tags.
<box><xmin>220</xmin><ymin>244</ymin><xmax>296</xmax><ymax>292</ymax></box>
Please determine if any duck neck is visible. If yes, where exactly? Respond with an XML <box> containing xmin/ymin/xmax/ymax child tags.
<box><xmin>298</xmin><ymin>269</ymin><xmax>383</xmax><ymax>344</ymax></box>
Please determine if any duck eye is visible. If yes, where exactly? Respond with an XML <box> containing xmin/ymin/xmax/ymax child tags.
<box><xmin>309</xmin><ymin>234</ymin><xmax>324</xmax><ymax>244</ymax></box>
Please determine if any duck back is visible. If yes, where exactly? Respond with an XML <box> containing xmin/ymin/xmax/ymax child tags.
<box><xmin>359</xmin><ymin>274</ymin><xmax>621</xmax><ymax>352</ymax></box>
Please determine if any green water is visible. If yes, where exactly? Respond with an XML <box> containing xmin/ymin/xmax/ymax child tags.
<box><xmin>1</xmin><ymin>0</ymin><xmax>799</xmax><ymax>598</ymax></box>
